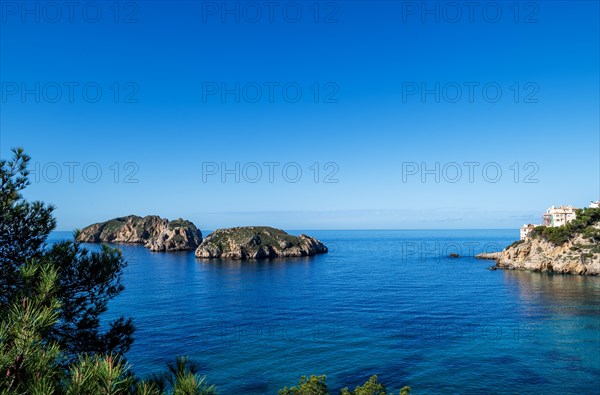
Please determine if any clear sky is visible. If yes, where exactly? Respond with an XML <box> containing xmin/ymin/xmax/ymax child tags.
<box><xmin>1</xmin><ymin>0</ymin><xmax>598</xmax><ymax>230</ymax></box>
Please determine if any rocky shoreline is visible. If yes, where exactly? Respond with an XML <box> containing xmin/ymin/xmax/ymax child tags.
<box><xmin>475</xmin><ymin>252</ymin><xmax>502</xmax><ymax>260</ymax></box>
<box><xmin>476</xmin><ymin>225</ymin><xmax>600</xmax><ymax>276</ymax></box>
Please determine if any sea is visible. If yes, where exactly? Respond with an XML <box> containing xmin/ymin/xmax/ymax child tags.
<box><xmin>48</xmin><ymin>230</ymin><xmax>600</xmax><ymax>394</ymax></box>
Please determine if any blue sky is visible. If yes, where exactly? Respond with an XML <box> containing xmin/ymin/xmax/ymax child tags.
<box><xmin>1</xmin><ymin>0</ymin><xmax>598</xmax><ymax>230</ymax></box>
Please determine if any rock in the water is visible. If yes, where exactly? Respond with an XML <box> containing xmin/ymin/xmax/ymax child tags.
<box><xmin>475</xmin><ymin>252</ymin><xmax>502</xmax><ymax>260</ymax></box>
<box><xmin>195</xmin><ymin>226</ymin><xmax>328</xmax><ymax>260</ymax></box>
<box><xmin>77</xmin><ymin>215</ymin><xmax>202</xmax><ymax>252</ymax></box>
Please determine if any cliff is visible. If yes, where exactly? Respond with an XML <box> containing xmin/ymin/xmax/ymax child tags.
<box><xmin>76</xmin><ymin>215</ymin><xmax>203</xmax><ymax>252</ymax></box>
<box><xmin>478</xmin><ymin>208</ymin><xmax>600</xmax><ymax>275</ymax></box>
<box><xmin>195</xmin><ymin>226</ymin><xmax>328</xmax><ymax>259</ymax></box>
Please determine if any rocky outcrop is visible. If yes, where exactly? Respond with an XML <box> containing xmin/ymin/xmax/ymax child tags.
<box><xmin>475</xmin><ymin>252</ymin><xmax>502</xmax><ymax>260</ymax></box>
<box><xmin>77</xmin><ymin>215</ymin><xmax>202</xmax><ymax>252</ymax></box>
<box><xmin>144</xmin><ymin>219</ymin><xmax>203</xmax><ymax>252</ymax></box>
<box><xmin>195</xmin><ymin>226</ymin><xmax>328</xmax><ymax>259</ymax></box>
<box><xmin>477</xmin><ymin>225</ymin><xmax>600</xmax><ymax>275</ymax></box>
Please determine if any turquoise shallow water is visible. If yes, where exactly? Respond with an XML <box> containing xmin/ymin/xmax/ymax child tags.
<box><xmin>49</xmin><ymin>230</ymin><xmax>600</xmax><ymax>394</ymax></box>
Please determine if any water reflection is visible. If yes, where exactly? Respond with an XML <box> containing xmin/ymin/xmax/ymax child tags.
<box><xmin>502</xmin><ymin>270</ymin><xmax>600</xmax><ymax>317</ymax></box>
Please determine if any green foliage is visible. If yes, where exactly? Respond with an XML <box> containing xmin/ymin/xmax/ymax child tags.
<box><xmin>341</xmin><ymin>375</ymin><xmax>387</xmax><ymax>395</ymax></box>
<box><xmin>278</xmin><ymin>375</ymin><xmax>328</xmax><ymax>395</ymax></box>
<box><xmin>0</xmin><ymin>147</ymin><xmax>215</xmax><ymax>394</ymax></box>
<box><xmin>582</xmin><ymin>227</ymin><xmax>600</xmax><ymax>244</ymax></box>
<box><xmin>529</xmin><ymin>225</ymin><xmax>571</xmax><ymax>245</ymax></box>
<box><xmin>207</xmin><ymin>226</ymin><xmax>301</xmax><ymax>252</ymax></box>
<box><xmin>0</xmin><ymin>260</ymin><xmax>62</xmax><ymax>395</ymax></box>
<box><xmin>0</xmin><ymin>260</ymin><xmax>215</xmax><ymax>395</ymax></box>
<box><xmin>44</xmin><ymin>239</ymin><xmax>134</xmax><ymax>360</ymax></box>
<box><xmin>0</xmin><ymin>148</ymin><xmax>134</xmax><ymax>362</ymax></box>
<box><xmin>0</xmin><ymin>148</ymin><xmax>56</xmax><ymax>305</ymax></box>
<box><xmin>529</xmin><ymin>208</ymin><xmax>600</xmax><ymax>246</ymax></box>
<box><xmin>150</xmin><ymin>357</ymin><xmax>217</xmax><ymax>395</ymax></box>
<box><xmin>399</xmin><ymin>387</ymin><xmax>411</xmax><ymax>395</ymax></box>
<box><xmin>64</xmin><ymin>354</ymin><xmax>136</xmax><ymax>395</ymax></box>
<box><xmin>507</xmin><ymin>239</ymin><xmax>525</xmax><ymax>249</ymax></box>
<box><xmin>279</xmin><ymin>375</ymin><xmax>410</xmax><ymax>395</ymax></box>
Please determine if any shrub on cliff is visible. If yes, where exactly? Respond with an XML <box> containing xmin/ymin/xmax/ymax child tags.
<box><xmin>507</xmin><ymin>239</ymin><xmax>525</xmax><ymax>249</ymax></box>
<box><xmin>529</xmin><ymin>207</ymin><xmax>600</xmax><ymax>246</ymax></box>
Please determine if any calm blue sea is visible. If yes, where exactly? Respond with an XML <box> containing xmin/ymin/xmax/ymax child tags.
<box><xmin>48</xmin><ymin>230</ymin><xmax>600</xmax><ymax>394</ymax></box>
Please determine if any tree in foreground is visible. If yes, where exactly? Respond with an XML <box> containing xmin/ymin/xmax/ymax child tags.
<box><xmin>0</xmin><ymin>261</ymin><xmax>62</xmax><ymax>394</ymax></box>
<box><xmin>0</xmin><ymin>259</ymin><xmax>216</xmax><ymax>395</ymax></box>
<box><xmin>0</xmin><ymin>147</ymin><xmax>134</xmax><ymax>361</ymax></box>
<box><xmin>0</xmin><ymin>148</ymin><xmax>216</xmax><ymax>394</ymax></box>
<box><xmin>0</xmin><ymin>148</ymin><xmax>55</xmax><ymax>304</ymax></box>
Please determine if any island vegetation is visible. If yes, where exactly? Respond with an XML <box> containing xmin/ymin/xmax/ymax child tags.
<box><xmin>0</xmin><ymin>148</ymin><xmax>409</xmax><ymax>394</ymax></box>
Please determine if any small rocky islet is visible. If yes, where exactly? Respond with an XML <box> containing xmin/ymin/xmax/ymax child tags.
<box><xmin>77</xmin><ymin>216</ymin><xmax>328</xmax><ymax>259</ymax></box>
<box><xmin>195</xmin><ymin>226</ymin><xmax>328</xmax><ymax>259</ymax></box>
<box><xmin>76</xmin><ymin>215</ymin><xmax>203</xmax><ymax>252</ymax></box>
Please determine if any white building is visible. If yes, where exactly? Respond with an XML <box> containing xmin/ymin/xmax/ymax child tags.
<box><xmin>590</xmin><ymin>201</ymin><xmax>600</xmax><ymax>209</ymax></box>
<box><xmin>543</xmin><ymin>205</ymin><xmax>577</xmax><ymax>227</ymax></box>
<box><xmin>520</xmin><ymin>224</ymin><xmax>536</xmax><ymax>240</ymax></box>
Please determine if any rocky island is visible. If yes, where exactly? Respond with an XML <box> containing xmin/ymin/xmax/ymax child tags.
<box><xmin>195</xmin><ymin>226</ymin><xmax>328</xmax><ymax>259</ymax></box>
<box><xmin>477</xmin><ymin>207</ymin><xmax>600</xmax><ymax>275</ymax></box>
<box><xmin>76</xmin><ymin>215</ymin><xmax>203</xmax><ymax>252</ymax></box>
